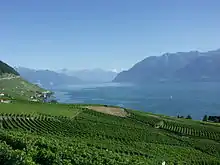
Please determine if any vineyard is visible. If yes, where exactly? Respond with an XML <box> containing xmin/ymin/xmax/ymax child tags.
<box><xmin>1</xmin><ymin>102</ymin><xmax>220</xmax><ymax>164</ymax></box>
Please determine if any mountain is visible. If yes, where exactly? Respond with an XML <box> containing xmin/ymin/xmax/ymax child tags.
<box><xmin>15</xmin><ymin>67</ymin><xmax>83</xmax><ymax>88</ymax></box>
<box><xmin>175</xmin><ymin>51</ymin><xmax>220</xmax><ymax>81</ymax></box>
<box><xmin>114</xmin><ymin>49</ymin><xmax>220</xmax><ymax>83</ymax></box>
<box><xmin>0</xmin><ymin>60</ymin><xmax>19</xmax><ymax>76</ymax></box>
<box><xmin>59</xmin><ymin>68</ymin><xmax>117</xmax><ymax>82</ymax></box>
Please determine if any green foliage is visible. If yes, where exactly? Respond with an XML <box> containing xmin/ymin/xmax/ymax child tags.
<box><xmin>0</xmin><ymin>101</ymin><xmax>83</xmax><ymax>117</ymax></box>
<box><xmin>186</xmin><ymin>115</ymin><xmax>192</xmax><ymax>119</ymax></box>
<box><xmin>0</xmin><ymin>61</ymin><xmax>19</xmax><ymax>76</ymax></box>
<box><xmin>49</xmin><ymin>99</ymin><xmax>58</xmax><ymax>103</ymax></box>
<box><xmin>0</xmin><ymin>78</ymin><xmax>45</xmax><ymax>101</ymax></box>
<box><xmin>208</xmin><ymin>116</ymin><xmax>220</xmax><ymax>123</ymax></box>
<box><xmin>203</xmin><ymin>115</ymin><xmax>208</xmax><ymax>122</ymax></box>
<box><xmin>1</xmin><ymin>103</ymin><xmax>220</xmax><ymax>164</ymax></box>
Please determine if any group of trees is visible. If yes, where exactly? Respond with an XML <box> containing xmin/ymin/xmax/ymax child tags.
<box><xmin>176</xmin><ymin>114</ymin><xmax>220</xmax><ymax>122</ymax></box>
<box><xmin>205</xmin><ymin>115</ymin><xmax>220</xmax><ymax>123</ymax></box>
<box><xmin>0</xmin><ymin>61</ymin><xmax>19</xmax><ymax>75</ymax></box>
<box><xmin>177</xmin><ymin>114</ymin><xmax>220</xmax><ymax>123</ymax></box>
<box><xmin>201</xmin><ymin>115</ymin><xmax>220</xmax><ymax>123</ymax></box>
<box><xmin>177</xmin><ymin>115</ymin><xmax>192</xmax><ymax>119</ymax></box>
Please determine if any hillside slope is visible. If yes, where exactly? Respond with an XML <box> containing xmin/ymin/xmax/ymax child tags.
<box><xmin>0</xmin><ymin>62</ymin><xmax>46</xmax><ymax>101</ymax></box>
<box><xmin>0</xmin><ymin>103</ymin><xmax>220</xmax><ymax>164</ymax></box>
<box><xmin>0</xmin><ymin>60</ymin><xmax>19</xmax><ymax>76</ymax></box>
<box><xmin>0</xmin><ymin>77</ymin><xmax>46</xmax><ymax>100</ymax></box>
<box><xmin>114</xmin><ymin>49</ymin><xmax>220</xmax><ymax>83</ymax></box>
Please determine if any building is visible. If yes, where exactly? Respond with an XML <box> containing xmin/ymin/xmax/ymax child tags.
<box><xmin>0</xmin><ymin>99</ymin><xmax>12</xmax><ymax>103</ymax></box>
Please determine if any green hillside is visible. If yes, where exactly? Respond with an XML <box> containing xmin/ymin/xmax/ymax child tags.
<box><xmin>0</xmin><ymin>61</ymin><xmax>46</xmax><ymax>101</ymax></box>
<box><xmin>0</xmin><ymin>77</ymin><xmax>46</xmax><ymax>101</ymax></box>
<box><xmin>0</xmin><ymin>101</ymin><xmax>220</xmax><ymax>165</ymax></box>
<box><xmin>0</xmin><ymin>60</ymin><xmax>19</xmax><ymax>76</ymax></box>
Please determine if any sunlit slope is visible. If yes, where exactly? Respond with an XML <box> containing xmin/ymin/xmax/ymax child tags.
<box><xmin>0</xmin><ymin>76</ymin><xmax>45</xmax><ymax>100</ymax></box>
<box><xmin>0</xmin><ymin>103</ymin><xmax>220</xmax><ymax>164</ymax></box>
<box><xmin>0</xmin><ymin>61</ymin><xmax>46</xmax><ymax>101</ymax></box>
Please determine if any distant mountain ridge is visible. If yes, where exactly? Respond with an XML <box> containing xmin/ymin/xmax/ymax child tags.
<box><xmin>15</xmin><ymin>67</ymin><xmax>83</xmax><ymax>88</ymax></box>
<box><xmin>0</xmin><ymin>61</ymin><xmax>19</xmax><ymax>76</ymax></box>
<box><xmin>59</xmin><ymin>68</ymin><xmax>117</xmax><ymax>82</ymax></box>
<box><xmin>114</xmin><ymin>49</ymin><xmax>220</xmax><ymax>83</ymax></box>
<box><xmin>176</xmin><ymin>52</ymin><xmax>220</xmax><ymax>81</ymax></box>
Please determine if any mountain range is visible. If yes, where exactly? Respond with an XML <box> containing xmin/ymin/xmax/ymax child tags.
<box><xmin>58</xmin><ymin>68</ymin><xmax>117</xmax><ymax>83</ymax></box>
<box><xmin>15</xmin><ymin>67</ymin><xmax>118</xmax><ymax>88</ymax></box>
<box><xmin>6</xmin><ymin>48</ymin><xmax>220</xmax><ymax>86</ymax></box>
<box><xmin>114</xmin><ymin>49</ymin><xmax>220</xmax><ymax>83</ymax></box>
<box><xmin>15</xmin><ymin>67</ymin><xmax>83</xmax><ymax>88</ymax></box>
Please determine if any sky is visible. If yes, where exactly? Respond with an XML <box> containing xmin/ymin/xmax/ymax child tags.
<box><xmin>1</xmin><ymin>0</ymin><xmax>220</xmax><ymax>72</ymax></box>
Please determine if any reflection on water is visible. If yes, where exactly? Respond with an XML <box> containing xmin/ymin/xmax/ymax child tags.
<box><xmin>52</xmin><ymin>82</ymin><xmax>133</xmax><ymax>91</ymax></box>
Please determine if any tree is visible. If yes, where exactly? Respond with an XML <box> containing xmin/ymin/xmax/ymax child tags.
<box><xmin>50</xmin><ymin>99</ymin><xmax>58</xmax><ymax>104</ymax></box>
<box><xmin>186</xmin><ymin>115</ymin><xmax>192</xmax><ymax>119</ymax></box>
<box><xmin>202</xmin><ymin>115</ymin><xmax>208</xmax><ymax>122</ymax></box>
<box><xmin>214</xmin><ymin>118</ymin><xmax>220</xmax><ymax>123</ymax></box>
<box><xmin>0</xmin><ymin>60</ymin><xmax>19</xmax><ymax>75</ymax></box>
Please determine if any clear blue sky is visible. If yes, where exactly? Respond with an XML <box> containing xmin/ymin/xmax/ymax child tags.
<box><xmin>1</xmin><ymin>0</ymin><xmax>220</xmax><ymax>72</ymax></box>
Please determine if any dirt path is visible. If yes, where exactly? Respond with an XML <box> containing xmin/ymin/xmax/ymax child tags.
<box><xmin>70</xmin><ymin>110</ymin><xmax>83</xmax><ymax>119</ymax></box>
<box><xmin>86</xmin><ymin>106</ymin><xmax>128</xmax><ymax>117</ymax></box>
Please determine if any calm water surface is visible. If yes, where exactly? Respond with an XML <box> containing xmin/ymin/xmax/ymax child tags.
<box><xmin>51</xmin><ymin>82</ymin><xmax>220</xmax><ymax>120</ymax></box>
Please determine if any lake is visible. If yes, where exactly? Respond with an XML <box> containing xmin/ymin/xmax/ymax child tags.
<box><xmin>51</xmin><ymin>82</ymin><xmax>220</xmax><ymax>120</ymax></box>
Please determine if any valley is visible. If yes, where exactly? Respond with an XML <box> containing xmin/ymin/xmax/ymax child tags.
<box><xmin>1</xmin><ymin>59</ymin><xmax>220</xmax><ymax>165</ymax></box>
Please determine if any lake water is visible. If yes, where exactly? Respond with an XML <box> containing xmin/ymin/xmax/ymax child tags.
<box><xmin>51</xmin><ymin>82</ymin><xmax>220</xmax><ymax>120</ymax></box>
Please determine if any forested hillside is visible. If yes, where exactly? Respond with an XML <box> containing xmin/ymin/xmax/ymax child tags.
<box><xmin>0</xmin><ymin>60</ymin><xmax>19</xmax><ymax>76</ymax></box>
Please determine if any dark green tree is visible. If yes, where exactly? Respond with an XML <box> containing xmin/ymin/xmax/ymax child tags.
<box><xmin>186</xmin><ymin>115</ymin><xmax>192</xmax><ymax>119</ymax></box>
<box><xmin>202</xmin><ymin>115</ymin><xmax>208</xmax><ymax>122</ymax></box>
<box><xmin>0</xmin><ymin>60</ymin><xmax>19</xmax><ymax>75</ymax></box>
<box><xmin>50</xmin><ymin>99</ymin><xmax>58</xmax><ymax>103</ymax></box>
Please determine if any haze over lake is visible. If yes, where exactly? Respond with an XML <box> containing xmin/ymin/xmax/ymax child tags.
<box><xmin>52</xmin><ymin>82</ymin><xmax>220</xmax><ymax>120</ymax></box>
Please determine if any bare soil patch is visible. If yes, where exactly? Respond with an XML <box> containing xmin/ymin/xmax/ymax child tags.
<box><xmin>86</xmin><ymin>106</ymin><xmax>128</xmax><ymax>117</ymax></box>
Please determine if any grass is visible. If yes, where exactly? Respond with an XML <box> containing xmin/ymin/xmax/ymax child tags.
<box><xmin>0</xmin><ymin>77</ymin><xmax>45</xmax><ymax>100</ymax></box>
<box><xmin>132</xmin><ymin>108</ymin><xmax>220</xmax><ymax>127</ymax></box>
<box><xmin>0</xmin><ymin>101</ymin><xmax>83</xmax><ymax>117</ymax></box>
<box><xmin>1</xmin><ymin>101</ymin><xmax>220</xmax><ymax>164</ymax></box>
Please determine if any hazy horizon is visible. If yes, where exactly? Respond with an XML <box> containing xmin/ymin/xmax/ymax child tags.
<box><xmin>15</xmin><ymin>66</ymin><xmax>120</xmax><ymax>73</ymax></box>
<box><xmin>1</xmin><ymin>0</ymin><xmax>220</xmax><ymax>71</ymax></box>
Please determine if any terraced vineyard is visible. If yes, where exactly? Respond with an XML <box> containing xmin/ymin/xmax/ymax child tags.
<box><xmin>161</xmin><ymin>120</ymin><xmax>220</xmax><ymax>141</ymax></box>
<box><xmin>1</xmin><ymin>102</ymin><xmax>220</xmax><ymax>164</ymax></box>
